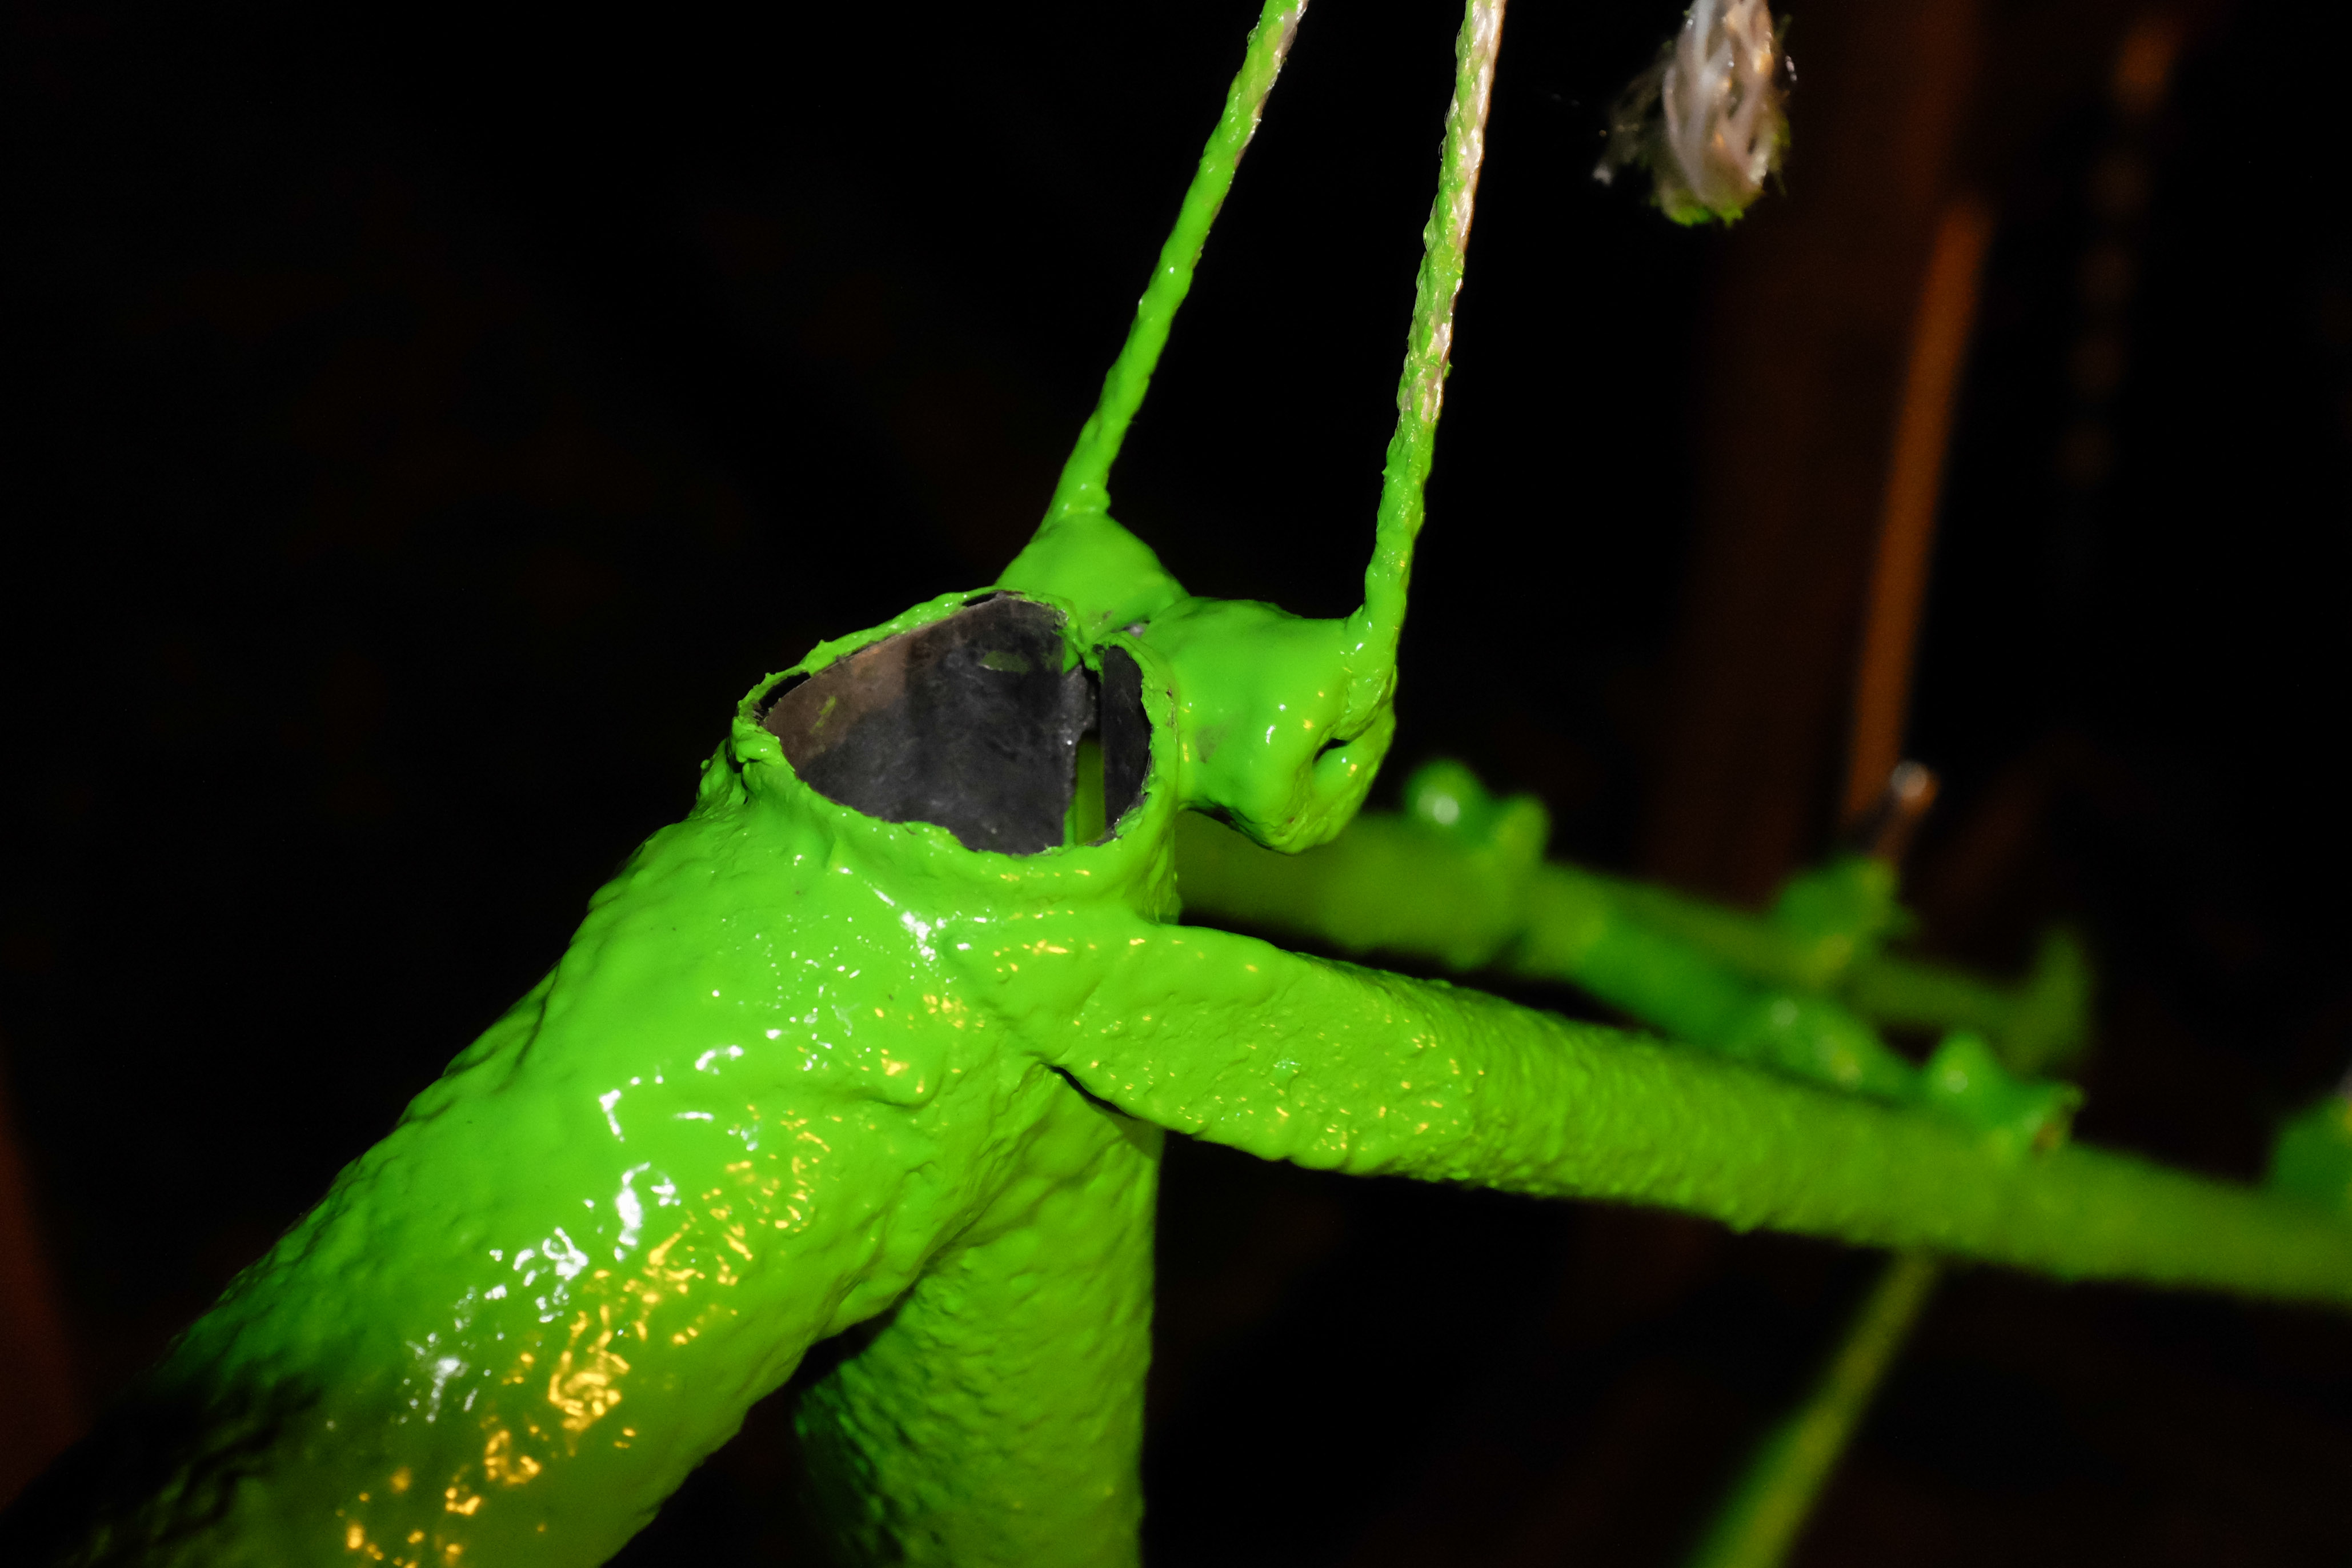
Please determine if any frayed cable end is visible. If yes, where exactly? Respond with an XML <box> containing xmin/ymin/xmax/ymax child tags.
<box><xmin>1594</xmin><ymin>0</ymin><xmax>1790</xmax><ymax>226</ymax></box>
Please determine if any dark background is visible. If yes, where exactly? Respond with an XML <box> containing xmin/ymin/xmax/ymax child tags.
<box><xmin>6</xmin><ymin>0</ymin><xmax>2352</xmax><ymax>1561</ymax></box>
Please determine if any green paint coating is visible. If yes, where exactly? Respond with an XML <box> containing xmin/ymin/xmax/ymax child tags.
<box><xmin>1006</xmin><ymin>0</ymin><xmax>1505</xmax><ymax>853</ymax></box>
<box><xmin>38</xmin><ymin>599</ymin><xmax>2324</xmax><ymax>1568</ymax></box>
<box><xmin>1685</xmin><ymin>1252</ymin><xmax>1945</xmax><ymax>1568</ymax></box>
<box><xmin>1170</xmin><ymin>757</ymin><xmax>2085</xmax><ymax>1568</ymax></box>
<box><xmin>1174</xmin><ymin>759</ymin><xmax>2081</xmax><ymax>1144</ymax></box>
<box><xmin>1028</xmin><ymin>0</ymin><xmax>1307</xmax><ymax>538</ymax></box>
<box><xmin>1683</xmin><ymin>1027</ymin><xmax>2066</xmax><ymax>1568</ymax></box>
<box><xmin>2269</xmin><ymin>1093</ymin><xmax>2352</xmax><ymax>1218</ymax></box>
<box><xmin>13</xmin><ymin>6</ymin><xmax>2352</xmax><ymax>1567</ymax></box>
<box><xmin>27</xmin><ymin>614</ymin><xmax>2352</xmax><ymax>1568</ymax></box>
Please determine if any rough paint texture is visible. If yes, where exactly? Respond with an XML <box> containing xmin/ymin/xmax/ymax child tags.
<box><xmin>14</xmin><ymin>555</ymin><xmax>2352</xmax><ymax>1568</ymax></box>
<box><xmin>1172</xmin><ymin>759</ymin><xmax>2085</xmax><ymax>1134</ymax></box>
<box><xmin>10</xmin><ymin>3</ymin><xmax>2352</xmax><ymax>1565</ymax></box>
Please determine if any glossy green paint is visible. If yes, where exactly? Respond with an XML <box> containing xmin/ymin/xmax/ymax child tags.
<box><xmin>1582</xmin><ymin>853</ymin><xmax>2093</xmax><ymax>1078</ymax></box>
<box><xmin>1005</xmin><ymin>0</ymin><xmax>1500</xmax><ymax>855</ymax></box>
<box><xmin>16</xmin><ymin>5</ymin><xmax>2352</xmax><ymax>1567</ymax></box>
<box><xmin>41</xmin><ymin>570</ymin><xmax>2352</xmax><ymax>1567</ymax></box>
<box><xmin>1261</xmin><ymin>758</ymin><xmax>2093</xmax><ymax>1076</ymax></box>
<box><xmin>58</xmin><ymin>655</ymin><xmax>1185</xmax><ymax>1566</ymax></box>
<box><xmin>1169</xmin><ymin>758</ymin><xmax>2091</xmax><ymax>1568</ymax></box>
<box><xmin>1168</xmin><ymin>762</ymin><xmax>2079</xmax><ymax>1568</ymax></box>
<box><xmin>1174</xmin><ymin>759</ymin><xmax>2080</xmax><ymax>1144</ymax></box>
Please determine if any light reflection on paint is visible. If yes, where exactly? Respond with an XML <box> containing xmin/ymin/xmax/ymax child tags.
<box><xmin>614</xmin><ymin>1164</ymin><xmax>651</xmax><ymax>1256</ymax></box>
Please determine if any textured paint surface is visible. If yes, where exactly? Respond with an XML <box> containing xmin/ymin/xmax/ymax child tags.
<box><xmin>1175</xmin><ymin>759</ymin><xmax>2082</xmax><ymax>1140</ymax></box>
<box><xmin>13</xmin><ymin>1</ymin><xmax>2352</xmax><ymax>1563</ymax></box>
<box><xmin>3</xmin><ymin>588</ymin><xmax>1192</xmax><ymax>1566</ymax></box>
<box><xmin>18</xmin><ymin>566</ymin><xmax>2352</xmax><ymax>1568</ymax></box>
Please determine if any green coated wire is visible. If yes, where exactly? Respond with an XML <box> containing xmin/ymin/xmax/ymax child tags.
<box><xmin>1685</xmin><ymin>1251</ymin><xmax>1945</xmax><ymax>1568</ymax></box>
<box><xmin>1170</xmin><ymin>768</ymin><xmax>2062</xmax><ymax>1567</ymax></box>
<box><xmin>1348</xmin><ymin>0</ymin><xmax>1506</xmax><ymax>721</ymax></box>
<box><xmin>1040</xmin><ymin>0</ymin><xmax>1308</xmax><ymax>528</ymax></box>
<box><xmin>19</xmin><ymin>6</ymin><xmax>2352</xmax><ymax>1563</ymax></box>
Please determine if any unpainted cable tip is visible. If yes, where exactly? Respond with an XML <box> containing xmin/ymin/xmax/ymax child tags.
<box><xmin>1594</xmin><ymin>0</ymin><xmax>1790</xmax><ymax>227</ymax></box>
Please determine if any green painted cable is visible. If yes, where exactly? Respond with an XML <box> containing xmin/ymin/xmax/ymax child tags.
<box><xmin>1005</xmin><ymin>1</ymin><xmax>1508</xmax><ymax>857</ymax></box>
<box><xmin>1348</xmin><ymin>0</ymin><xmax>1507</xmax><ymax>713</ymax></box>
<box><xmin>1173</xmin><ymin>759</ymin><xmax>2086</xmax><ymax>1108</ymax></box>
<box><xmin>1174</xmin><ymin>787</ymin><xmax>2021</xmax><ymax>1114</ymax></box>
<box><xmin>7</xmin><ymin>7</ymin><xmax>2345</xmax><ymax>1567</ymax></box>
<box><xmin>18</xmin><ymin>612</ymin><xmax>2311</xmax><ymax>1567</ymax></box>
<box><xmin>1035</xmin><ymin>0</ymin><xmax>1307</xmax><ymax>531</ymax></box>
<box><xmin>1685</xmin><ymin>1251</ymin><xmax>1945</xmax><ymax>1568</ymax></box>
<box><xmin>1169</xmin><ymin>768</ymin><xmax>2075</xmax><ymax>1566</ymax></box>
<box><xmin>997</xmin><ymin>0</ymin><xmax>1302</xmax><ymax>647</ymax></box>
<box><xmin>0</xmin><ymin>6</ymin><xmax>1513</xmax><ymax>1563</ymax></box>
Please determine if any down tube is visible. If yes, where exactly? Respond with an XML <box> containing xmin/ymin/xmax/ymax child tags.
<box><xmin>1019</xmin><ymin>924</ymin><xmax>2352</xmax><ymax>1306</ymax></box>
